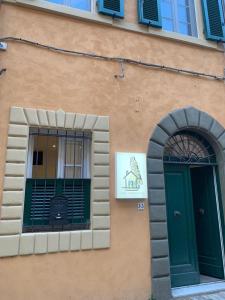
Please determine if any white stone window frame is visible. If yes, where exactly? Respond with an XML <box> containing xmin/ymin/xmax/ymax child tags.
<box><xmin>0</xmin><ymin>106</ymin><xmax>110</xmax><ymax>257</ymax></box>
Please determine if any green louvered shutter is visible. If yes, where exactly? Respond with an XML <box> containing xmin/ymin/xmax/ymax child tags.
<box><xmin>138</xmin><ymin>0</ymin><xmax>162</xmax><ymax>28</ymax></box>
<box><xmin>201</xmin><ymin>0</ymin><xmax>225</xmax><ymax>42</ymax></box>
<box><xmin>23</xmin><ymin>179</ymin><xmax>56</xmax><ymax>229</ymax></box>
<box><xmin>98</xmin><ymin>0</ymin><xmax>124</xmax><ymax>18</ymax></box>
<box><xmin>23</xmin><ymin>179</ymin><xmax>91</xmax><ymax>232</ymax></box>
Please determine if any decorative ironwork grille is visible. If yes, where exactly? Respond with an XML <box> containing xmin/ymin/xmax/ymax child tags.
<box><xmin>164</xmin><ymin>131</ymin><xmax>216</xmax><ymax>165</ymax></box>
<box><xmin>23</xmin><ymin>128</ymin><xmax>91</xmax><ymax>233</ymax></box>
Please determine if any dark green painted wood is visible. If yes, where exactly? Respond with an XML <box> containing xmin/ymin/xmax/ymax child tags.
<box><xmin>164</xmin><ymin>164</ymin><xmax>200</xmax><ymax>288</ymax></box>
<box><xmin>138</xmin><ymin>0</ymin><xmax>162</xmax><ymax>28</ymax></box>
<box><xmin>23</xmin><ymin>178</ymin><xmax>91</xmax><ymax>230</ymax></box>
<box><xmin>191</xmin><ymin>166</ymin><xmax>224</xmax><ymax>279</ymax></box>
<box><xmin>201</xmin><ymin>0</ymin><xmax>225</xmax><ymax>42</ymax></box>
<box><xmin>97</xmin><ymin>0</ymin><xmax>124</xmax><ymax>18</ymax></box>
<box><xmin>215</xmin><ymin>167</ymin><xmax>225</xmax><ymax>262</ymax></box>
<box><xmin>23</xmin><ymin>179</ymin><xmax>34</xmax><ymax>226</ymax></box>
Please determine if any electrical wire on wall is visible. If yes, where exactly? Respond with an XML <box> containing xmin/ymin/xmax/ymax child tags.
<box><xmin>0</xmin><ymin>36</ymin><xmax>225</xmax><ymax>82</ymax></box>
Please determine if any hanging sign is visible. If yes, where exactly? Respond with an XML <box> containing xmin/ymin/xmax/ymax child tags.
<box><xmin>115</xmin><ymin>152</ymin><xmax>148</xmax><ymax>199</ymax></box>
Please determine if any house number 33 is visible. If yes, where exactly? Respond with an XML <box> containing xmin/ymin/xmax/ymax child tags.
<box><xmin>137</xmin><ymin>202</ymin><xmax>145</xmax><ymax>211</ymax></box>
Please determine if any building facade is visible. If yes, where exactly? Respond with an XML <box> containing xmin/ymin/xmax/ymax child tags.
<box><xmin>0</xmin><ymin>0</ymin><xmax>225</xmax><ymax>299</ymax></box>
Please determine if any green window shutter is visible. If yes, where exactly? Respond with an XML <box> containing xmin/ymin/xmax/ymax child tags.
<box><xmin>62</xmin><ymin>179</ymin><xmax>90</xmax><ymax>225</ymax></box>
<box><xmin>201</xmin><ymin>0</ymin><xmax>225</xmax><ymax>42</ymax></box>
<box><xmin>23</xmin><ymin>179</ymin><xmax>56</xmax><ymax>228</ymax></box>
<box><xmin>97</xmin><ymin>0</ymin><xmax>124</xmax><ymax>18</ymax></box>
<box><xmin>138</xmin><ymin>0</ymin><xmax>162</xmax><ymax>28</ymax></box>
<box><xmin>23</xmin><ymin>179</ymin><xmax>91</xmax><ymax>232</ymax></box>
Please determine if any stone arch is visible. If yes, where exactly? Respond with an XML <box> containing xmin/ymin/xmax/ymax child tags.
<box><xmin>147</xmin><ymin>106</ymin><xmax>225</xmax><ymax>300</ymax></box>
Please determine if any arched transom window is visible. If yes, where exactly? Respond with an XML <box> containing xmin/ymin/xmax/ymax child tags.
<box><xmin>164</xmin><ymin>131</ymin><xmax>216</xmax><ymax>165</ymax></box>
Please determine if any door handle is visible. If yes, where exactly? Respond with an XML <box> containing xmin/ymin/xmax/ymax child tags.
<box><xmin>199</xmin><ymin>208</ymin><xmax>205</xmax><ymax>216</ymax></box>
<box><xmin>55</xmin><ymin>213</ymin><xmax>62</xmax><ymax>220</ymax></box>
<box><xmin>174</xmin><ymin>210</ymin><xmax>182</xmax><ymax>217</ymax></box>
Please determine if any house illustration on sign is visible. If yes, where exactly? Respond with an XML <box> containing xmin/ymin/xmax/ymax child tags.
<box><xmin>123</xmin><ymin>157</ymin><xmax>143</xmax><ymax>191</ymax></box>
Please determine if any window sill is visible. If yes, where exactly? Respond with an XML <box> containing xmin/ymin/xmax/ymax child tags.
<box><xmin>114</xmin><ymin>20</ymin><xmax>223</xmax><ymax>51</ymax></box>
<box><xmin>3</xmin><ymin>0</ymin><xmax>224</xmax><ymax>52</ymax></box>
<box><xmin>0</xmin><ymin>230</ymin><xmax>110</xmax><ymax>257</ymax></box>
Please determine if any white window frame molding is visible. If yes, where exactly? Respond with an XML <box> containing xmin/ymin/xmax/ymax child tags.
<box><xmin>0</xmin><ymin>106</ymin><xmax>110</xmax><ymax>257</ymax></box>
<box><xmin>27</xmin><ymin>135</ymin><xmax>34</xmax><ymax>178</ymax></box>
<box><xmin>161</xmin><ymin>0</ymin><xmax>198</xmax><ymax>37</ymax></box>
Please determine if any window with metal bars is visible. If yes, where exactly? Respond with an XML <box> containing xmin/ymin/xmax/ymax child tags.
<box><xmin>23</xmin><ymin>128</ymin><xmax>91</xmax><ymax>233</ymax></box>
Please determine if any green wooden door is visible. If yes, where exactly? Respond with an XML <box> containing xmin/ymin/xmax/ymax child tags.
<box><xmin>191</xmin><ymin>166</ymin><xmax>224</xmax><ymax>279</ymax></box>
<box><xmin>164</xmin><ymin>164</ymin><xmax>200</xmax><ymax>287</ymax></box>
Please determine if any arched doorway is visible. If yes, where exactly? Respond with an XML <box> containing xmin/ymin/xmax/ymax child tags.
<box><xmin>164</xmin><ymin>130</ymin><xmax>225</xmax><ymax>288</ymax></box>
<box><xmin>147</xmin><ymin>107</ymin><xmax>225</xmax><ymax>300</ymax></box>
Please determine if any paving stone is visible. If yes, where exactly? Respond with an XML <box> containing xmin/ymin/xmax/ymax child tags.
<box><xmin>177</xmin><ymin>291</ymin><xmax>225</xmax><ymax>300</ymax></box>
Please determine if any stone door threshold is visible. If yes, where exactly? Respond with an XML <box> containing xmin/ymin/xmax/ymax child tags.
<box><xmin>172</xmin><ymin>281</ymin><xmax>225</xmax><ymax>298</ymax></box>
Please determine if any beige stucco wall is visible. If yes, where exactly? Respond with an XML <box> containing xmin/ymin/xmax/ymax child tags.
<box><xmin>0</xmin><ymin>2</ymin><xmax>225</xmax><ymax>299</ymax></box>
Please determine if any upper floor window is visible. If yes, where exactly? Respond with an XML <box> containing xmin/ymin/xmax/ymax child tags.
<box><xmin>161</xmin><ymin>0</ymin><xmax>198</xmax><ymax>37</ymax></box>
<box><xmin>23</xmin><ymin>128</ymin><xmax>91</xmax><ymax>233</ymax></box>
<box><xmin>46</xmin><ymin>0</ymin><xmax>91</xmax><ymax>11</ymax></box>
<box><xmin>223</xmin><ymin>0</ymin><xmax>225</xmax><ymax>19</ymax></box>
